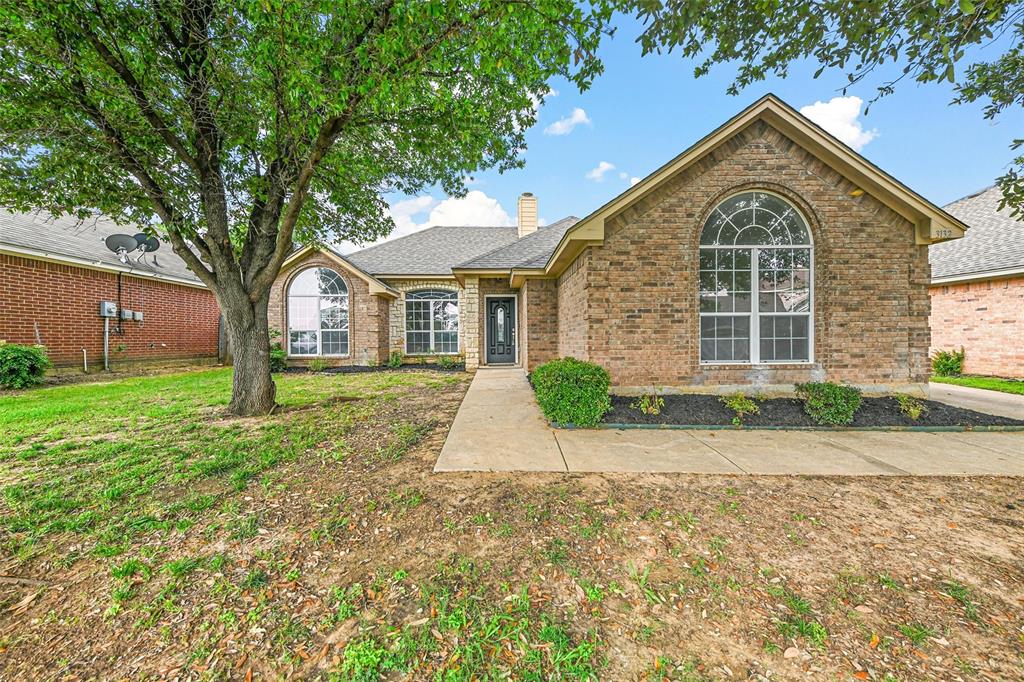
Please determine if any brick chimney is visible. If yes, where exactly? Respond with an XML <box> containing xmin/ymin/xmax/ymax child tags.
<box><xmin>517</xmin><ymin>192</ymin><xmax>538</xmax><ymax>238</ymax></box>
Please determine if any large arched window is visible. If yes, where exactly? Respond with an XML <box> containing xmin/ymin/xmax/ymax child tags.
<box><xmin>405</xmin><ymin>289</ymin><xmax>459</xmax><ymax>354</ymax></box>
<box><xmin>699</xmin><ymin>191</ymin><xmax>812</xmax><ymax>364</ymax></box>
<box><xmin>287</xmin><ymin>267</ymin><xmax>349</xmax><ymax>356</ymax></box>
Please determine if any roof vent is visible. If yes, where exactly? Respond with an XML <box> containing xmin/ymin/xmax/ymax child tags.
<box><xmin>517</xmin><ymin>193</ymin><xmax>538</xmax><ymax>238</ymax></box>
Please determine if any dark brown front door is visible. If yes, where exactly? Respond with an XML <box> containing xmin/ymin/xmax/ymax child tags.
<box><xmin>486</xmin><ymin>297</ymin><xmax>516</xmax><ymax>364</ymax></box>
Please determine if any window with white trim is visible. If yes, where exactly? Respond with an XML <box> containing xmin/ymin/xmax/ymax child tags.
<box><xmin>699</xmin><ymin>191</ymin><xmax>812</xmax><ymax>364</ymax></box>
<box><xmin>405</xmin><ymin>289</ymin><xmax>459</xmax><ymax>354</ymax></box>
<box><xmin>287</xmin><ymin>267</ymin><xmax>349</xmax><ymax>356</ymax></box>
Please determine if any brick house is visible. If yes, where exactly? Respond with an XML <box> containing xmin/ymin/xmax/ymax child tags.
<box><xmin>929</xmin><ymin>186</ymin><xmax>1024</xmax><ymax>378</ymax></box>
<box><xmin>271</xmin><ymin>95</ymin><xmax>966</xmax><ymax>394</ymax></box>
<box><xmin>0</xmin><ymin>211</ymin><xmax>220</xmax><ymax>371</ymax></box>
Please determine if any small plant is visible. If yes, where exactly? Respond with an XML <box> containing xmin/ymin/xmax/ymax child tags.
<box><xmin>795</xmin><ymin>381</ymin><xmax>862</xmax><ymax>426</ymax></box>
<box><xmin>268</xmin><ymin>328</ymin><xmax>287</xmax><ymax>373</ymax></box>
<box><xmin>898</xmin><ymin>622</ymin><xmax>935</xmax><ymax>646</ymax></box>
<box><xmin>720</xmin><ymin>392</ymin><xmax>760</xmax><ymax>426</ymax></box>
<box><xmin>531</xmin><ymin>357</ymin><xmax>611</xmax><ymax>427</ymax></box>
<box><xmin>0</xmin><ymin>343</ymin><xmax>51</xmax><ymax>389</ymax></box>
<box><xmin>931</xmin><ymin>347</ymin><xmax>965</xmax><ymax>377</ymax></box>
<box><xmin>308</xmin><ymin>358</ymin><xmax>328</xmax><ymax>372</ymax></box>
<box><xmin>435</xmin><ymin>354</ymin><xmax>459</xmax><ymax>370</ymax></box>
<box><xmin>388</xmin><ymin>350</ymin><xmax>403</xmax><ymax>368</ymax></box>
<box><xmin>630</xmin><ymin>394</ymin><xmax>664</xmax><ymax>416</ymax></box>
<box><xmin>895</xmin><ymin>393</ymin><xmax>927</xmax><ymax>420</ymax></box>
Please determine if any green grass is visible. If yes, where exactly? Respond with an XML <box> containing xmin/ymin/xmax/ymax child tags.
<box><xmin>931</xmin><ymin>374</ymin><xmax>1024</xmax><ymax>396</ymax></box>
<box><xmin>0</xmin><ymin>367</ymin><xmax>447</xmax><ymax>558</ymax></box>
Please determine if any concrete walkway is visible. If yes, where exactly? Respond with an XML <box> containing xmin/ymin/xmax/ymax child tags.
<box><xmin>929</xmin><ymin>381</ymin><xmax>1024</xmax><ymax>420</ymax></box>
<box><xmin>435</xmin><ymin>369</ymin><xmax>1024</xmax><ymax>475</ymax></box>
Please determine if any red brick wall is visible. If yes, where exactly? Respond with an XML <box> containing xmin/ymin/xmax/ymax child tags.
<box><xmin>521</xmin><ymin>278</ymin><xmax>558</xmax><ymax>370</ymax></box>
<box><xmin>268</xmin><ymin>251</ymin><xmax>389</xmax><ymax>366</ymax></box>
<box><xmin>553</xmin><ymin>120</ymin><xmax>931</xmax><ymax>391</ymax></box>
<box><xmin>929</xmin><ymin>276</ymin><xmax>1024</xmax><ymax>378</ymax></box>
<box><xmin>0</xmin><ymin>254</ymin><xmax>219</xmax><ymax>369</ymax></box>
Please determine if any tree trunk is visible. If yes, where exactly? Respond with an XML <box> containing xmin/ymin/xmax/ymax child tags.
<box><xmin>222</xmin><ymin>290</ymin><xmax>276</xmax><ymax>416</ymax></box>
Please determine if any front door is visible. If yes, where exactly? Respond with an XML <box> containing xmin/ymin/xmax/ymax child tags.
<box><xmin>486</xmin><ymin>297</ymin><xmax>516</xmax><ymax>364</ymax></box>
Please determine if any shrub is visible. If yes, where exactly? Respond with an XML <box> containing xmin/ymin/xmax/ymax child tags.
<box><xmin>309</xmin><ymin>358</ymin><xmax>328</xmax><ymax>373</ymax></box>
<box><xmin>630</xmin><ymin>394</ymin><xmax>664</xmax><ymax>416</ymax></box>
<box><xmin>388</xmin><ymin>350</ymin><xmax>403</xmax><ymax>369</ymax></box>
<box><xmin>0</xmin><ymin>343</ymin><xmax>51</xmax><ymax>389</ymax></box>
<box><xmin>435</xmin><ymin>354</ymin><xmax>459</xmax><ymax>370</ymax></box>
<box><xmin>269</xmin><ymin>345</ymin><xmax>287</xmax><ymax>373</ymax></box>
<box><xmin>720</xmin><ymin>392</ymin><xmax>760</xmax><ymax>427</ymax></box>
<box><xmin>794</xmin><ymin>382</ymin><xmax>862</xmax><ymax>426</ymax></box>
<box><xmin>531</xmin><ymin>357</ymin><xmax>611</xmax><ymax>427</ymax></box>
<box><xmin>895</xmin><ymin>393</ymin><xmax>927</xmax><ymax>420</ymax></box>
<box><xmin>931</xmin><ymin>347</ymin><xmax>965</xmax><ymax>377</ymax></box>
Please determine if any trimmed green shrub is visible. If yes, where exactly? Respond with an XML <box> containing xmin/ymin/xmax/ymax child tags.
<box><xmin>0</xmin><ymin>343</ymin><xmax>51</xmax><ymax>389</ymax></box>
<box><xmin>388</xmin><ymin>350</ymin><xmax>403</xmax><ymax>368</ymax></box>
<box><xmin>931</xmin><ymin>347</ymin><xmax>965</xmax><ymax>377</ymax></box>
<box><xmin>531</xmin><ymin>357</ymin><xmax>611</xmax><ymax>427</ymax></box>
<box><xmin>795</xmin><ymin>381</ymin><xmax>862</xmax><ymax>426</ymax></box>
<box><xmin>309</xmin><ymin>358</ymin><xmax>328</xmax><ymax>372</ymax></box>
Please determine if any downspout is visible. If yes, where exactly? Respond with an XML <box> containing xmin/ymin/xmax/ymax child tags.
<box><xmin>82</xmin><ymin>348</ymin><xmax>88</xmax><ymax>374</ymax></box>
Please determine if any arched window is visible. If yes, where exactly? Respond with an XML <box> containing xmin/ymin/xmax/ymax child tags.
<box><xmin>287</xmin><ymin>267</ymin><xmax>349</xmax><ymax>356</ymax></box>
<box><xmin>405</xmin><ymin>289</ymin><xmax>459</xmax><ymax>354</ymax></box>
<box><xmin>699</xmin><ymin>191</ymin><xmax>812</xmax><ymax>364</ymax></box>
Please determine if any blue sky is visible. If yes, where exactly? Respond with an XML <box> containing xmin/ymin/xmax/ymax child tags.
<box><xmin>346</xmin><ymin>15</ymin><xmax>1023</xmax><ymax>249</ymax></box>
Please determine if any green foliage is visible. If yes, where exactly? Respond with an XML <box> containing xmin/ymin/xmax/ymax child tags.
<box><xmin>795</xmin><ymin>382</ymin><xmax>862</xmax><ymax>426</ymax></box>
<box><xmin>434</xmin><ymin>354</ymin><xmax>460</xmax><ymax>371</ymax></box>
<box><xmin>720</xmin><ymin>392</ymin><xmax>759</xmax><ymax>427</ymax></box>
<box><xmin>531</xmin><ymin>358</ymin><xmax>611</xmax><ymax>427</ymax></box>
<box><xmin>632</xmin><ymin>0</ymin><xmax>1024</xmax><ymax>216</ymax></box>
<box><xmin>268</xmin><ymin>328</ymin><xmax>287</xmax><ymax>373</ymax></box>
<box><xmin>894</xmin><ymin>394</ymin><xmax>927</xmax><ymax>421</ymax></box>
<box><xmin>308</xmin><ymin>358</ymin><xmax>328</xmax><ymax>373</ymax></box>
<box><xmin>0</xmin><ymin>343</ymin><xmax>51</xmax><ymax>389</ymax></box>
<box><xmin>388</xmin><ymin>351</ymin><xmax>404</xmax><ymax>369</ymax></box>
<box><xmin>931</xmin><ymin>374</ymin><xmax>1024</xmax><ymax>396</ymax></box>
<box><xmin>630</xmin><ymin>394</ymin><xmax>664</xmax><ymax>416</ymax></box>
<box><xmin>932</xmin><ymin>347</ymin><xmax>965</xmax><ymax>377</ymax></box>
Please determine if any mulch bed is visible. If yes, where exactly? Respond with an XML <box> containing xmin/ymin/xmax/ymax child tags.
<box><xmin>282</xmin><ymin>363</ymin><xmax>466</xmax><ymax>375</ymax></box>
<box><xmin>605</xmin><ymin>394</ymin><xmax>1024</xmax><ymax>428</ymax></box>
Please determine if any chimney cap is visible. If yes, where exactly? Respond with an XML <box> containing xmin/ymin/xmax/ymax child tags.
<box><xmin>520</xmin><ymin>192</ymin><xmax>534</xmax><ymax>197</ymax></box>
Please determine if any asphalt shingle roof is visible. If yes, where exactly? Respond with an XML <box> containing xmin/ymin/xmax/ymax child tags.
<box><xmin>0</xmin><ymin>210</ymin><xmax>203</xmax><ymax>283</ymax></box>
<box><xmin>345</xmin><ymin>225</ymin><xmax>518</xmax><ymax>276</ymax></box>
<box><xmin>931</xmin><ymin>186</ymin><xmax>1024</xmax><ymax>280</ymax></box>
<box><xmin>456</xmin><ymin>216</ymin><xmax>579</xmax><ymax>269</ymax></box>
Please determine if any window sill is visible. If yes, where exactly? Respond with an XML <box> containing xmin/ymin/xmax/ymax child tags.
<box><xmin>405</xmin><ymin>352</ymin><xmax>461</xmax><ymax>357</ymax></box>
<box><xmin>700</xmin><ymin>362</ymin><xmax>814</xmax><ymax>368</ymax></box>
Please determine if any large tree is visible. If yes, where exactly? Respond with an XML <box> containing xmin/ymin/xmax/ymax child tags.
<box><xmin>633</xmin><ymin>0</ymin><xmax>1024</xmax><ymax>214</ymax></box>
<box><xmin>0</xmin><ymin>0</ymin><xmax>612</xmax><ymax>414</ymax></box>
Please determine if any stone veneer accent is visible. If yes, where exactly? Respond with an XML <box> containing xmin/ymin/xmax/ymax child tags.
<box><xmin>462</xmin><ymin>276</ymin><xmax>480</xmax><ymax>370</ymax></box>
<box><xmin>550</xmin><ymin>120</ymin><xmax>932</xmax><ymax>393</ymax></box>
<box><xmin>929</xmin><ymin>276</ymin><xmax>1024</xmax><ymax>378</ymax></box>
<box><xmin>380</xmin><ymin>278</ymin><xmax>465</xmax><ymax>360</ymax></box>
<box><xmin>268</xmin><ymin>251</ymin><xmax>389</xmax><ymax>366</ymax></box>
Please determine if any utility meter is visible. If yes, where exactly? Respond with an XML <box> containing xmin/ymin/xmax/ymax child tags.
<box><xmin>99</xmin><ymin>301</ymin><xmax>117</xmax><ymax>318</ymax></box>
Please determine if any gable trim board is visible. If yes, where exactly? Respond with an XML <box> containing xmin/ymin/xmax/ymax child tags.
<box><xmin>543</xmin><ymin>94</ymin><xmax>966</xmax><ymax>280</ymax></box>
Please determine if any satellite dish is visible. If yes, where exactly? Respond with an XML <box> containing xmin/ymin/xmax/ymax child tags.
<box><xmin>104</xmin><ymin>234</ymin><xmax>139</xmax><ymax>253</ymax></box>
<box><xmin>139</xmin><ymin>236</ymin><xmax>160</xmax><ymax>253</ymax></box>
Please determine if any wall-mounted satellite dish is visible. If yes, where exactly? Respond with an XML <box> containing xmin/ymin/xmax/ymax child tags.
<box><xmin>104</xmin><ymin>233</ymin><xmax>140</xmax><ymax>263</ymax></box>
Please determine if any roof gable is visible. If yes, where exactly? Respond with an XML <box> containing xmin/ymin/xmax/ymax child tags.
<box><xmin>454</xmin><ymin>216</ymin><xmax>579</xmax><ymax>270</ymax></box>
<box><xmin>544</xmin><ymin>94</ymin><xmax>967</xmax><ymax>276</ymax></box>
<box><xmin>282</xmin><ymin>245</ymin><xmax>398</xmax><ymax>298</ymax></box>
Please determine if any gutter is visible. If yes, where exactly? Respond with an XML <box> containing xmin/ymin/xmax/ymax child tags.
<box><xmin>0</xmin><ymin>244</ymin><xmax>207</xmax><ymax>289</ymax></box>
<box><xmin>931</xmin><ymin>266</ymin><xmax>1024</xmax><ymax>286</ymax></box>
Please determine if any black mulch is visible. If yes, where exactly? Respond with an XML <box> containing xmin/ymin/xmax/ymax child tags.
<box><xmin>605</xmin><ymin>394</ymin><xmax>1024</xmax><ymax>428</ymax></box>
<box><xmin>281</xmin><ymin>363</ymin><xmax>465</xmax><ymax>375</ymax></box>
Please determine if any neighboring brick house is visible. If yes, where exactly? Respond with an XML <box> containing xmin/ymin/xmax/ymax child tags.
<box><xmin>929</xmin><ymin>186</ymin><xmax>1024</xmax><ymax>378</ymax></box>
<box><xmin>272</xmin><ymin>95</ymin><xmax>966</xmax><ymax>394</ymax></box>
<box><xmin>0</xmin><ymin>211</ymin><xmax>220</xmax><ymax>371</ymax></box>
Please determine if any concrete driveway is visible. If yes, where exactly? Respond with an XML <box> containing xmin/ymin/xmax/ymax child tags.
<box><xmin>929</xmin><ymin>381</ymin><xmax>1024</xmax><ymax>420</ymax></box>
<box><xmin>435</xmin><ymin>368</ymin><xmax>1024</xmax><ymax>475</ymax></box>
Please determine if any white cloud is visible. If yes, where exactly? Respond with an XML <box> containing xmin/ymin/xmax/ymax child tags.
<box><xmin>630</xmin><ymin>177</ymin><xmax>641</xmax><ymax>187</ymax></box>
<box><xmin>618</xmin><ymin>171</ymin><xmax>628</xmax><ymax>180</ymax></box>
<box><xmin>335</xmin><ymin>190</ymin><xmax>513</xmax><ymax>253</ymax></box>
<box><xmin>585</xmin><ymin>161</ymin><xmax>616</xmax><ymax>182</ymax></box>
<box><xmin>544</xmin><ymin>107</ymin><xmax>591</xmax><ymax>136</ymax></box>
<box><xmin>799</xmin><ymin>96</ymin><xmax>878</xmax><ymax>151</ymax></box>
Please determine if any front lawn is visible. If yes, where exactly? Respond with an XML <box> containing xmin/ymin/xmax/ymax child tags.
<box><xmin>932</xmin><ymin>374</ymin><xmax>1024</xmax><ymax>396</ymax></box>
<box><xmin>2</xmin><ymin>368</ymin><xmax>1023</xmax><ymax>680</ymax></box>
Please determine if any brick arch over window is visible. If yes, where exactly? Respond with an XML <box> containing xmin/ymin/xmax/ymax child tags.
<box><xmin>285</xmin><ymin>266</ymin><xmax>351</xmax><ymax>357</ymax></box>
<box><xmin>696</xmin><ymin>189</ymin><xmax>814</xmax><ymax>365</ymax></box>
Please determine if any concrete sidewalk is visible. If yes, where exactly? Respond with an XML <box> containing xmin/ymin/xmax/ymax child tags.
<box><xmin>435</xmin><ymin>368</ymin><xmax>1024</xmax><ymax>475</ymax></box>
<box><xmin>929</xmin><ymin>381</ymin><xmax>1024</xmax><ymax>420</ymax></box>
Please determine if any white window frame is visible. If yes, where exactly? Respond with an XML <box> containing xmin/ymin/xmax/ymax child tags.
<box><xmin>404</xmin><ymin>289</ymin><xmax>460</xmax><ymax>355</ymax></box>
<box><xmin>699</xmin><ymin>191</ymin><xmax>814</xmax><ymax>366</ymax></box>
<box><xmin>287</xmin><ymin>268</ymin><xmax>350</xmax><ymax>357</ymax></box>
